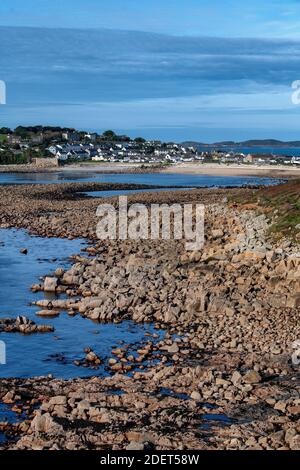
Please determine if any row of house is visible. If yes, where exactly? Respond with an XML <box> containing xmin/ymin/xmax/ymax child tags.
<box><xmin>47</xmin><ymin>142</ymin><xmax>199</xmax><ymax>163</ymax></box>
<box><xmin>46</xmin><ymin>142</ymin><xmax>300</xmax><ymax>165</ymax></box>
<box><xmin>207</xmin><ymin>151</ymin><xmax>300</xmax><ymax>166</ymax></box>
<box><xmin>48</xmin><ymin>143</ymin><xmax>94</xmax><ymax>161</ymax></box>
<box><xmin>3</xmin><ymin>126</ymin><xmax>300</xmax><ymax>166</ymax></box>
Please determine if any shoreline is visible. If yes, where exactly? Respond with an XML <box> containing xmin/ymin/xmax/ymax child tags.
<box><xmin>161</xmin><ymin>163</ymin><xmax>300</xmax><ymax>178</ymax></box>
<box><xmin>0</xmin><ymin>163</ymin><xmax>162</xmax><ymax>175</ymax></box>
<box><xmin>0</xmin><ymin>162</ymin><xmax>300</xmax><ymax>178</ymax></box>
<box><xmin>0</xmin><ymin>182</ymin><xmax>299</xmax><ymax>450</ymax></box>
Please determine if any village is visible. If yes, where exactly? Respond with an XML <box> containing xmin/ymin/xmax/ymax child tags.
<box><xmin>1</xmin><ymin>126</ymin><xmax>300</xmax><ymax>167</ymax></box>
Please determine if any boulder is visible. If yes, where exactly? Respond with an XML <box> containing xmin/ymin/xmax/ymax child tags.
<box><xmin>30</xmin><ymin>412</ymin><xmax>63</xmax><ymax>434</ymax></box>
<box><xmin>36</xmin><ymin>310</ymin><xmax>60</xmax><ymax>318</ymax></box>
<box><xmin>243</xmin><ymin>370</ymin><xmax>261</xmax><ymax>384</ymax></box>
<box><xmin>44</xmin><ymin>277</ymin><xmax>58</xmax><ymax>292</ymax></box>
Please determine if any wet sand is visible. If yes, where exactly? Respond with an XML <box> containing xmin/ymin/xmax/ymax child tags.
<box><xmin>161</xmin><ymin>163</ymin><xmax>300</xmax><ymax>178</ymax></box>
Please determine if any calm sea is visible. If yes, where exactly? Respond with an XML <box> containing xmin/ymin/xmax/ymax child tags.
<box><xmin>197</xmin><ymin>145</ymin><xmax>300</xmax><ymax>157</ymax></box>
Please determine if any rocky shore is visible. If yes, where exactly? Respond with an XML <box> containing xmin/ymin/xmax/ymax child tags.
<box><xmin>0</xmin><ymin>163</ymin><xmax>163</xmax><ymax>174</ymax></box>
<box><xmin>1</xmin><ymin>161</ymin><xmax>300</xmax><ymax>178</ymax></box>
<box><xmin>0</xmin><ymin>316</ymin><xmax>53</xmax><ymax>334</ymax></box>
<box><xmin>0</xmin><ymin>181</ymin><xmax>299</xmax><ymax>450</ymax></box>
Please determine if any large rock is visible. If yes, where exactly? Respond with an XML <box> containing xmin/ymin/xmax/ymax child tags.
<box><xmin>44</xmin><ymin>277</ymin><xmax>58</xmax><ymax>292</ymax></box>
<box><xmin>48</xmin><ymin>396</ymin><xmax>67</xmax><ymax>406</ymax></box>
<box><xmin>36</xmin><ymin>309</ymin><xmax>60</xmax><ymax>317</ymax></box>
<box><xmin>286</xmin><ymin>295</ymin><xmax>300</xmax><ymax>309</ymax></box>
<box><xmin>126</xmin><ymin>441</ymin><xmax>145</xmax><ymax>451</ymax></box>
<box><xmin>243</xmin><ymin>370</ymin><xmax>261</xmax><ymax>384</ymax></box>
<box><xmin>289</xmin><ymin>435</ymin><xmax>300</xmax><ymax>451</ymax></box>
<box><xmin>30</xmin><ymin>412</ymin><xmax>63</xmax><ymax>434</ymax></box>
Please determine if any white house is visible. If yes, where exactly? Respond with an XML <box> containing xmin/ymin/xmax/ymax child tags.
<box><xmin>56</xmin><ymin>151</ymin><xmax>71</xmax><ymax>161</ymax></box>
<box><xmin>48</xmin><ymin>145</ymin><xmax>62</xmax><ymax>155</ymax></box>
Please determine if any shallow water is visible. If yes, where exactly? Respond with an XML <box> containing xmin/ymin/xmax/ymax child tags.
<box><xmin>0</xmin><ymin>403</ymin><xmax>27</xmax><ymax>423</ymax></box>
<box><xmin>0</xmin><ymin>229</ymin><xmax>164</xmax><ymax>379</ymax></box>
<box><xmin>201</xmin><ymin>413</ymin><xmax>234</xmax><ymax>428</ymax></box>
<box><xmin>0</xmin><ymin>171</ymin><xmax>279</xmax><ymax>187</ymax></box>
<box><xmin>0</xmin><ymin>403</ymin><xmax>27</xmax><ymax>444</ymax></box>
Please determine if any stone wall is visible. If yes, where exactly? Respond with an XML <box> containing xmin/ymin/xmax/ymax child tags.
<box><xmin>33</xmin><ymin>157</ymin><xmax>59</xmax><ymax>168</ymax></box>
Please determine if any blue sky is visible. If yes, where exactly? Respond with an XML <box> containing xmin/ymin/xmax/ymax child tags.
<box><xmin>2</xmin><ymin>0</ymin><xmax>300</xmax><ymax>38</ymax></box>
<box><xmin>1</xmin><ymin>0</ymin><xmax>300</xmax><ymax>141</ymax></box>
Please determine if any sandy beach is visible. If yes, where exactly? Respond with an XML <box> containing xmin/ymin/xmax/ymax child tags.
<box><xmin>161</xmin><ymin>163</ymin><xmax>300</xmax><ymax>178</ymax></box>
<box><xmin>1</xmin><ymin>162</ymin><xmax>300</xmax><ymax>178</ymax></box>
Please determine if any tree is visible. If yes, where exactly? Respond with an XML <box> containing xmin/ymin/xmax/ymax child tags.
<box><xmin>14</xmin><ymin>126</ymin><xmax>29</xmax><ymax>138</ymax></box>
<box><xmin>102</xmin><ymin>130</ymin><xmax>116</xmax><ymax>140</ymax></box>
<box><xmin>134</xmin><ymin>137</ymin><xmax>146</xmax><ymax>143</ymax></box>
<box><xmin>0</xmin><ymin>127</ymin><xmax>12</xmax><ymax>134</ymax></box>
<box><xmin>0</xmin><ymin>150</ymin><xmax>28</xmax><ymax>165</ymax></box>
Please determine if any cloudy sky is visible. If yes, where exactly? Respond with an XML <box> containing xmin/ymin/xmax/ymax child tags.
<box><xmin>1</xmin><ymin>0</ymin><xmax>300</xmax><ymax>141</ymax></box>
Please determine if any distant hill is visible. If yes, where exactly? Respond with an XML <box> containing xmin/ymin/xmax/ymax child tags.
<box><xmin>182</xmin><ymin>139</ymin><xmax>300</xmax><ymax>148</ymax></box>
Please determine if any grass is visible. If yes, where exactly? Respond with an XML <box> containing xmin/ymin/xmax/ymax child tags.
<box><xmin>232</xmin><ymin>179</ymin><xmax>300</xmax><ymax>240</ymax></box>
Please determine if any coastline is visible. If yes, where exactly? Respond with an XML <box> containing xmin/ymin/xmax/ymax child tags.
<box><xmin>3</xmin><ymin>0</ymin><xmax>300</xmax><ymax>453</ymax></box>
<box><xmin>161</xmin><ymin>163</ymin><xmax>300</xmax><ymax>178</ymax></box>
<box><xmin>0</xmin><ymin>163</ymin><xmax>161</xmax><ymax>175</ymax></box>
<box><xmin>1</xmin><ymin>162</ymin><xmax>300</xmax><ymax>178</ymax></box>
<box><xmin>0</xmin><ymin>181</ymin><xmax>299</xmax><ymax>450</ymax></box>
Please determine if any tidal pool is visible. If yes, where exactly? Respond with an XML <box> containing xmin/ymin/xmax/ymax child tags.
<box><xmin>0</xmin><ymin>228</ymin><xmax>163</xmax><ymax>379</ymax></box>
<box><xmin>0</xmin><ymin>171</ymin><xmax>281</xmax><ymax>187</ymax></box>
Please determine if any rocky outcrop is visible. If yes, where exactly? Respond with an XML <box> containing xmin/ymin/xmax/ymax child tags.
<box><xmin>0</xmin><ymin>316</ymin><xmax>54</xmax><ymax>334</ymax></box>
